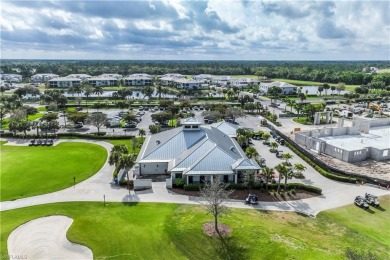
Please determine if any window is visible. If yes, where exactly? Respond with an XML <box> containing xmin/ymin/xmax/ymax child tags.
<box><xmin>192</xmin><ymin>125</ymin><xmax>199</xmax><ymax>129</ymax></box>
<box><xmin>383</xmin><ymin>150</ymin><xmax>389</xmax><ymax>157</ymax></box>
<box><xmin>176</xmin><ymin>173</ymin><xmax>182</xmax><ymax>179</ymax></box>
<box><xmin>184</xmin><ymin>126</ymin><xmax>191</xmax><ymax>129</ymax></box>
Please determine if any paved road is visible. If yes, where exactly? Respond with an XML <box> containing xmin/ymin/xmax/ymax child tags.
<box><xmin>1</xmin><ymin>138</ymin><xmax>389</xmax><ymax>216</ymax></box>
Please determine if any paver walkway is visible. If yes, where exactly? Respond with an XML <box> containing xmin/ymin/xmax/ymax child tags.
<box><xmin>1</xmin><ymin>138</ymin><xmax>389</xmax><ymax>216</ymax></box>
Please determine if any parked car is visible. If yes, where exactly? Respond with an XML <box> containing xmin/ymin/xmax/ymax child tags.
<box><xmin>73</xmin><ymin>122</ymin><xmax>83</xmax><ymax>128</ymax></box>
<box><xmin>144</xmin><ymin>106</ymin><xmax>150</xmax><ymax>111</ymax></box>
<box><xmin>276</xmin><ymin>151</ymin><xmax>284</xmax><ymax>158</ymax></box>
<box><xmin>123</xmin><ymin>123</ymin><xmax>137</xmax><ymax>128</ymax></box>
<box><xmin>365</xmin><ymin>193</ymin><xmax>380</xmax><ymax>207</ymax></box>
<box><xmin>354</xmin><ymin>196</ymin><xmax>369</xmax><ymax>209</ymax></box>
<box><xmin>76</xmin><ymin>106</ymin><xmax>83</xmax><ymax>111</ymax></box>
<box><xmin>245</xmin><ymin>194</ymin><xmax>259</xmax><ymax>205</ymax></box>
<box><xmin>118</xmin><ymin>111</ymin><xmax>128</xmax><ymax>117</ymax></box>
<box><xmin>263</xmin><ymin>140</ymin><xmax>270</xmax><ymax>146</ymax></box>
<box><xmin>139</xmin><ymin>106</ymin><xmax>144</xmax><ymax>111</ymax></box>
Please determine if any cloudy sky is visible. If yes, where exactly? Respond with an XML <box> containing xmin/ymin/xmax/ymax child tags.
<box><xmin>1</xmin><ymin>0</ymin><xmax>389</xmax><ymax>60</ymax></box>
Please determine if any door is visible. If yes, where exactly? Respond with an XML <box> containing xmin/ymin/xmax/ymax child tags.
<box><xmin>224</xmin><ymin>175</ymin><xmax>229</xmax><ymax>183</ymax></box>
<box><xmin>200</xmin><ymin>176</ymin><xmax>205</xmax><ymax>184</ymax></box>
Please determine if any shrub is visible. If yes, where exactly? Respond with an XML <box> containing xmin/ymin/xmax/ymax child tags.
<box><xmin>92</xmin><ymin>132</ymin><xmax>106</xmax><ymax>136</ymax></box>
<box><xmin>284</xmin><ymin>141</ymin><xmax>357</xmax><ymax>184</ymax></box>
<box><xmin>184</xmin><ymin>184</ymin><xmax>202</xmax><ymax>191</ymax></box>
<box><xmin>280</xmin><ymin>192</ymin><xmax>286</xmax><ymax>199</ymax></box>
<box><xmin>290</xmin><ymin>188</ymin><xmax>296</xmax><ymax>195</ymax></box>
<box><xmin>173</xmin><ymin>178</ymin><xmax>185</xmax><ymax>188</ymax></box>
<box><xmin>227</xmin><ymin>183</ymin><xmax>246</xmax><ymax>190</ymax></box>
<box><xmin>270</xmin><ymin>190</ymin><xmax>276</xmax><ymax>196</ymax></box>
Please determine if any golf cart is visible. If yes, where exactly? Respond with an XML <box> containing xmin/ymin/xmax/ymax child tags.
<box><xmin>365</xmin><ymin>193</ymin><xmax>380</xmax><ymax>207</ymax></box>
<box><xmin>354</xmin><ymin>196</ymin><xmax>369</xmax><ymax>209</ymax></box>
<box><xmin>245</xmin><ymin>194</ymin><xmax>259</xmax><ymax>205</ymax></box>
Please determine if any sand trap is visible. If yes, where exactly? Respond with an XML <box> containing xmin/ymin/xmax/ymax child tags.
<box><xmin>8</xmin><ymin>216</ymin><xmax>93</xmax><ymax>260</ymax></box>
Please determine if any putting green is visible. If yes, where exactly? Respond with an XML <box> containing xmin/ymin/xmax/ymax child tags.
<box><xmin>0</xmin><ymin>142</ymin><xmax>107</xmax><ymax>201</ymax></box>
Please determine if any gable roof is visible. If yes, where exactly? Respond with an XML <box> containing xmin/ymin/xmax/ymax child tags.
<box><xmin>208</xmin><ymin>120</ymin><xmax>241</xmax><ymax>137</ymax></box>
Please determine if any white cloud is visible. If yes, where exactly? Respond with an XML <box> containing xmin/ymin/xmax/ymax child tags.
<box><xmin>0</xmin><ymin>0</ymin><xmax>389</xmax><ymax>60</ymax></box>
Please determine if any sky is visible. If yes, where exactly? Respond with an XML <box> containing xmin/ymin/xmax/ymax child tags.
<box><xmin>1</xmin><ymin>0</ymin><xmax>389</xmax><ymax>60</ymax></box>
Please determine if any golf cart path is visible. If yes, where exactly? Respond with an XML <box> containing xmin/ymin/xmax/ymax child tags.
<box><xmin>1</xmin><ymin>138</ymin><xmax>389</xmax><ymax>216</ymax></box>
<box><xmin>8</xmin><ymin>216</ymin><xmax>93</xmax><ymax>260</ymax></box>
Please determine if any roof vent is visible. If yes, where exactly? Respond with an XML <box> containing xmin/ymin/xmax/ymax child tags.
<box><xmin>230</xmin><ymin>146</ymin><xmax>235</xmax><ymax>151</ymax></box>
<box><xmin>156</xmin><ymin>140</ymin><xmax>160</xmax><ymax>145</ymax></box>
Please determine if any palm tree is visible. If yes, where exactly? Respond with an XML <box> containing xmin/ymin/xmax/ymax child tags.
<box><xmin>318</xmin><ymin>86</ymin><xmax>324</xmax><ymax>96</ymax></box>
<box><xmin>299</xmin><ymin>93</ymin><xmax>306</xmax><ymax>103</ymax></box>
<box><xmin>282</xmin><ymin>153</ymin><xmax>293</xmax><ymax>165</ymax></box>
<box><xmin>293</xmin><ymin>163</ymin><xmax>306</xmax><ymax>178</ymax></box>
<box><xmin>236</xmin><ymin>128</ymin><xmax>247</xmax><ymax>137</ymax></box>
<box><xmin>93</xmin><ymin>86</ymin><xmax>104</xmax><ymax>111</ymax></box>
<box><xmin>261</xmin><ymin>167</ymin><xmax>273</xmax><ymax>191</ymax></box>
<box><xmin>323</xmin><ymin>83</ymin><xmax>330</xmax><ymax>96</ymax></box>
<box><xmin>275</xmin><ymin>163</ymin><xmax>289</xmax><ymax>193</ymax></box>
<box><xmin>109</xmin><ymin>145</ymin><xmax>128</xmax><ymax>172</ymax></box>
<box><xmin>138</xmin><ymin>129</ymin><xmax>146</xmax><ymax>139</ymax></box>
<box><xmin>270</xmin><ymin>141</ymin><xmax>278</xmax><ymax>152</ymax></box>
<box><xmin>245</xmin><ymin>146</ymin><xmax>258</xmax><ymax>159</ymax></box>
<box><xmin>237</xmin><ymin>135</ymin><xmax>247</xmax><ymax>148</ymax></box>
<box><xmin>262</xmin><ymin>133</ymin><xmax>271</xmax><ymax>141</ymax></box>
<box><xmin>286</xmin><ymin>99</ymin><xmax>296</xmax><ymax>113</ymax></box>
<box><xmin>118</xmin><ymin>153</ymin><xmax>137</xmax><ymax>194</ymax></box>
<box><xmin>83</xmin><ymin>84</ymin><xmax>94</xmax><ymax>112</ymax></box>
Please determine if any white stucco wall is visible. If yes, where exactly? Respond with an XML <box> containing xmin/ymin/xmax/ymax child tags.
<box><xmin>140</xmin><ymin>162</ymin><xmax>168</xmax><ymax>175</ymax></box>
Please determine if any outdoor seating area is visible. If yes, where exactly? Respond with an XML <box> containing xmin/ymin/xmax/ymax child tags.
<box><xmin>29</xmin><ymin>139</ymin><xmax>54</xmax><ymax>146</ymax></box>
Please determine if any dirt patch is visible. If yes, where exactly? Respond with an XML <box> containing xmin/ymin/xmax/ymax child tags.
<box><xmin>170</xmin><ymin>188</ymin><xmax>318</xmax><ymax>202</ymax></box>
<box><xmin>203</xmin><ymin>222</ymin><xmax>232</xmax><ymax>237</ymax></box>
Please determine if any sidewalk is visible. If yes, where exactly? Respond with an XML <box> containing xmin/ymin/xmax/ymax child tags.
<box><xmin>1</xmin><ymin>139</ymin><xmax>389</xmax><ymax>216</ymax></box>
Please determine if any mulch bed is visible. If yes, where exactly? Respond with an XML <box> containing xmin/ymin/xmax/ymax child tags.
<box><xmin>170</xmin><ymin>188</ymin><xmax>318</xmax><ymax>202</ymax></box>
<box><xmin>203</xmin><ymin>222</ymin><xmax>232</xmax><ymax>237</ymax></box>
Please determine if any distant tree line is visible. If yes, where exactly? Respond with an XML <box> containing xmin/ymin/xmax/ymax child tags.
<box><xmin>1</xmin><ymin>60</ymin><xmax>389</xmax><ymax>86</ymax></box>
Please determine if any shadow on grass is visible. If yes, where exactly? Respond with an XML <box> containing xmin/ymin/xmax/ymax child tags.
<box><xmin>211</xmin><ymin>235</ymin><xmax>249</xmax><ymax>260</ymax></box>
<box><xmin>374</xmin><ymin>206</ymin><xmax>386</xmax><ymax>212</ymax></box>
<box><xmin>364</xmin><ymin>208</ymin><xmax>375</xmax><ymax>214</ymax></box>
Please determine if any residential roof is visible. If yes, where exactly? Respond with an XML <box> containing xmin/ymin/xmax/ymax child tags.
<box><xmin>48</xmin><ymin>77</ymin><xmax>81</xmax><ymax>82</ymax></box>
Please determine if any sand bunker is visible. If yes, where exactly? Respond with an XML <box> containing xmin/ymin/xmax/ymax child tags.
<box><xmin>8</xmin><ymin>216</ymin><xmax>93</xmax><ymax>260</ymax></box>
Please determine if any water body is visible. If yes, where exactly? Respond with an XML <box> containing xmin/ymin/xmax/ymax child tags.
<box><xmin>299</xmin><ymin>86</ymin><xmax>349</xmax><ymax>95</ymax></box>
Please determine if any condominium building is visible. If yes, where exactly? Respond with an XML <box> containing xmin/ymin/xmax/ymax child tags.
<box><xmin>124</xmin><ymin>74</ymin><xmax>152</xmax><ymax>86</ymax></box>
<box><xmin>30</xmin><ymin>73</ymin><xmax>59</xmax><ymax>82</ymax></box>
<box><xmin>48</xmin><ymin>77</ymin><xmax>82</xmax><ymax>88</ymax></box>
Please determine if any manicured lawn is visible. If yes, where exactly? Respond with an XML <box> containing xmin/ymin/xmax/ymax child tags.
<box><xmin>292</xmin><ymin>117</ymin><xmax>313</xmax><ymax>125</ymax></box>
<box><xmin>106</xmin><ymin>138</ymin><xmax>143</xmax><ymax>154</ymax></box>
<box><xmin>168</xmin><ymin>119</ymin><xmax>177</xmax><ymax>127</ymax></box>
<box><xmin>1</xmin><ymin>114</ymin><xmax>44</xmax><ymax>130</ymax></box>
<box><xmin>322</xmin><ymin>195</ymin><xmax>390</xmax><ymax>247</ymax></box>
<box><xmin>272</xmin><ymin>78</ymin><xmax>359</xmax><ymax>91</ymax></box>
<box><xmin>0</xmin><ymin>142</ymin><xmax>107</xmax><ymax>201</ymax></box>
<box><xmin>1</xmin><ymin>196</ymin><xmax>389</xmax><ymax>259</ymax></box>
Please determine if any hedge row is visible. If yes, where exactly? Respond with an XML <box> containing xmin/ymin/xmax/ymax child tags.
<box><xmin>183</xmin><ymin>182</ymin><xmax>322</xmax><ymax>194</ymax></box>
<box><xmin>0</xmin><ymin>132</ymin><xmax>135</xmax><ymax>140</ymax></box>
<box><xmin>285</xmin><ymin>142</ymin><xmax>357</xmax><ymax>183</ymax></box>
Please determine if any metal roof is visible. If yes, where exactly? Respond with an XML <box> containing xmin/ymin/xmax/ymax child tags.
<box><xmin>142</xmin><ymin>129</ymin><xmax>206</xmax><ymax>160</ymax></box>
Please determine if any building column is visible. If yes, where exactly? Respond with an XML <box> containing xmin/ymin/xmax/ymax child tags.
<box><xmin>234</xmin><ymin>174</ymin><xmax>238</xmax><ymax>184</ymax></box>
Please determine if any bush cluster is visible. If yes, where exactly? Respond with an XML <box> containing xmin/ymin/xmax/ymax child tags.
<box><xmin>285</xmin><ymin>141</ymin><xmax>357</xmax><ymax>184</ymax></box>
<box><xmin>173</xmin><ymin>178</ymin><xmax>185</xmax><ymax>188</ymax></box>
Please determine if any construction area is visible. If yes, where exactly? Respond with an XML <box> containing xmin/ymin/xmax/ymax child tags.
<box><xmin>295</xmin><ymin>118</ymin><xmax>390</xmax><ymax>163</ymax></box>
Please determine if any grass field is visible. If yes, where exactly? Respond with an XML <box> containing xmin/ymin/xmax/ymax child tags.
<box><xmin>0</xmin><ymin>113</ymin><xmax>44</xmax><ymax>130</ymax></box>
<box><xmin>106</xmin><ymin>138</ymin><xmax>143</xmax><ymax>154</ymax></box>
<box><xmin>0</xmin><ymin>142</ymin><xmax>107</xmax><ymax>201</ymax></box>
<box><xmin>1</xmin><ymin>196</ymin><xmax>389</xmax><ymax>259</ymax></box>
<box><xmin>271</xmin><ymin>78</ymin><xmax>359</xmax><ymax>91</ymax></box>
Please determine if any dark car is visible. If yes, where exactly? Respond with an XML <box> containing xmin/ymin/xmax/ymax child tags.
<box><xmin>354</xmin><ymin>196</ymin><xmax>369</xmax><ymax>209</ymax></box>
<box><xmin>365</xmin><ymin>193</ymin><xmax>380</xmax><ymax>207</ymax></box>
<box><xmin>276</xmin><ymin>151</ymin><xmax>284</xmax><ymax>158</ymax></box>
<box><xmin>263</xmin><ymin>140</ymin><xmax>270</xmax><ymax>146</ymax></box>
<box><xmin>76</xmin><ymin>106</ymin><xmax>83</xmax><ymax>111</ymax></box>
<box><xmin>245</xmin><ymin>194</ymin><xmax>259</xmax><ymax>205</ymax></box>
